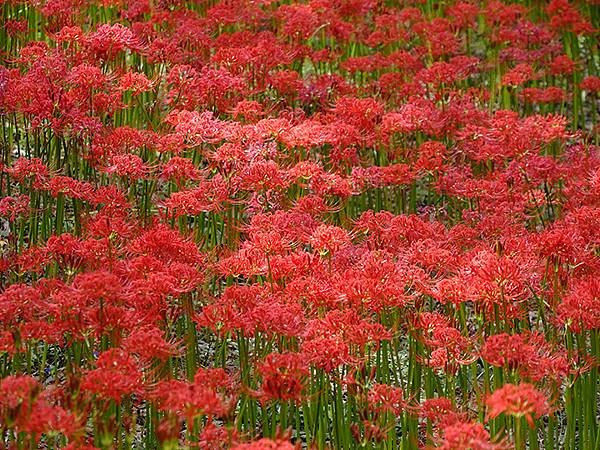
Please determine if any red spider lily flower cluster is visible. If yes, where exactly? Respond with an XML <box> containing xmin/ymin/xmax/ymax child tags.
<box><xmin>485</xmin><ymin>382</ymin><xmax>550</xmax><ymax>428</ymax></box>
<box><xmin>0</xmin><ymin>0</ymin><xmax>599</xmax><ymax>448</ymax></box>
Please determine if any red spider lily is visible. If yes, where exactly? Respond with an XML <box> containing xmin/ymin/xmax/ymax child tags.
<box><xmin>520</xmin><ymin>87</ymin><xmax>567</xmax><ymax>104</ymax></box>
<box><xmin>269</xmin><ymin>69</ymin><xmax>303</xmax><ymax>99</ymax></box>
<box><xmin>351</xmin><ymin>419</ymin><xmax>391</xmax><ymax>445</ymax></box>
<box><xmin>502</xmin><ymin>64</ymin><xmax>536</xmax><ymax>86</ymax></box>
<box><xmin>331</xmin><ymin>97</ymin><xmax>384</xmax><ymax>131</ymax></box>
<box><xmin>437</xmin><ymin>420</ymin><xmax>508</xmax><ymax>450</ymax></box>
<box><xmin>164</xmin><ymin>110</ymin><xmax>232</xmax><ymax>146</ymax></box>
<box><xmin>105</xmin><ymin>153</ymin><xmax>149</xmax><ymax>180</ymax></box>
<box><xmin>0</xmin><ymin>374</ymin><xmax>80</xmax><ymax>438</ymax></box>
<box><xmin>197</xmin><ymin>420</ymin><xmax>239</xmax><ymax>449</ymax></box>
<box><xmin>246</xmin><ymin>210</ymin><xmax>319</xmax><ymax>246</ymax></box>
<box><xmin>54</xmin><ymin>25</ymin><xmax>84</xmax><ymax>45</ymax></box>
<box><xmin>66</xmin><ymin>64</ymin><xmax>107</xmax><ymax>90</ymax></box>
<box><xmin>80</xmin><ymin>348</ymin><xmax>143</xmax><ymax>401</ymax></box>
<box><xmin>231</xmin><ymin>100</ymin><xmax>264</xmax><ymax>123</ymax></box>
<box><xmin>301</xmin><ymin>309</ymin><xmax>391</xmax><ymax>371</ymax></box>
<box><xmin>165</xmin><ymin>65</ymin><xmax>247</xmax><ymax>111</ymax></box>
<box><xmin>414</xmin><ymin>18</ymin><xmax>460</xmax><ymax>59</ymax></box>
<box><xmin>152</xmin><ymin>368</ymin><xmax>236</xmax><ymax>422</ymax></box>
<box><xmin>238</xmin><ymin>160</ymin><xmax>289</xmax><ymax>192</ymax></box>
<box><xmin>301</xmin><ymin>334</ymin><xmax>355</xmax><ymax>373</ymax></box>
<box><xmin>481</xmin><ymin>333</ymin><xmax>528</xmax><ymax>370</ymax></box>
<box><xmin>88</xmin><ymin>185</ymin><xmax>131</xmax><ymax>212</ymax></box>
<box><xmin>481</xmin><ymin>332</ymin><xmax>569</xmax><ymax>382</ymax></box>
<box><xmin>249</xmin><ymin>229</ymin><xmax>294</xmax><ymax>257</ymax></box>
<box><xmin>335</xmin><ymin>252</ymin><xmax>413</xmax><ymax>312</ymax></box>
<box><xmin>309</xmin><ymin>224</ymin><xmax>351</xmax><ymax>257</ymax></box>
<box><xmin>254</xmin><ymin>352</ymin><xmax>309</xmax><ymax>403</ymax></box>
<box><xmin>126</xmin><ymin>223</ymin><xmax>205</xmax><ymax>265</ymax></box>
<box><xmin>5</xmin><ymin>157</ymin><xmax>49</xmax><ymax>187</ymax></box>
<box><xmin>446</xmin><ymin>2</ymin><xmax>479</xmax><ymax>30</ymax></box>
<box><xmin>45</xmin><ymin>176</ymin><xmax>95</xmax><ymax>200</ymax></box>
<box><xmin>548</xmin><ymin>55</ymin><xmax>577</xmax><ymax>76</ymax></box>
<box><xmin>418</xmin><ymin>323</ymin><xmax>477</xmax><ymax>375</ymax></box>
<box><xmin>277</xmin><ymin>4</ymin><xmax>323</xmax><ymax>40</ymax></box>
<box><xmin>419</xmin><ymin>397</ymin><xmax>464</xmax><ymax>428</ymax></box>
<box><xmin>1</xmin><ymin>0</ymin><xmax>599</xmax><ymax>447</ymax></box>
<box><xmin>0</xmin><ymin>375</ymin><xmax>39</xmax><ymax>411</ymax></box>
<box><xmin>0</xmin><ymin>282</ymin><xmax>49</xmax><ymax>329</ymax></box>
<box><xmin>463</xmin><ymin>250</ymin><xmax>534</xmax><ymax>319</ymax></box>
<box><xmin>0</xmin><ymin>331</ymin><xmax>15</xmax><ymax>355</ymax></box>
<box><xmin>14</xmin><ymin>399</ymin><xmax>80</xmax><ymax>439</ymax></box>
<box><xmin>84</xmin><ymin>23</ymin><xmax>142</xmax><ymax>59</ymax></box>
<box><xmin>231</xmin><ymin>437</ymin><xmax>299</xmax><ymax>449</ymax></box>
<box><xmin>0</xmin><ymin>194</ymin><xmax>30</xmax><ymax>221</ymax></box>
<box><xmin>118</xmin><ymin>71</ymin><xmax>154</xmax><ymax>95</ymax></box>
<box><xmin>163</xmin><ymin>177</ymin><xmax>230</xmax><ymax>217</ymax></box>
<box><xmin>198</xmin><ymin>285</ymin><xmax>306</xmax><ymax>338</ymax></box>
<box><xmin>122</xmin><ymin>326</ymin><xmax>179</xmax><ymax>362</ymax></box>
<box><xmin>380</xmin><ymin>100</ymin><xmax>446</xmax><ymax>138</ymax></box>
<box><xmin>485</xmin><ymin>383</ymin><xmax>550</xmax><ymax>427</ymax></box>
<box><xmin>546</xmin><ymin>0</ymin><xmax>594</xmax><ymax>34</ymax></box>
<box><xmin>557</xmin><ymin>276</ymin><xmax>600</xmax><ymax>332</ymax></box>
<box><xmin>4</xmin><ymin>19</ymin><xmax>28</xmax><ymax>36</ymax></box>
<box><xmin>580</xmin><ymin>76</ymin><xmax>600</xmax><ymax>93</ymax></box>
<box><xmin>367</xmin><ymin>384</ymin><xmax>405</xmax><ymax>416</ymax></box>
<box><xmin>62</xmin><ymin>442</ymin><xmax>101</xmax><ymax>450</ymax></box>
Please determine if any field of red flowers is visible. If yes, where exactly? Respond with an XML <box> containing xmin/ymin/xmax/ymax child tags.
<box><xmin>0</xmin><ymin>0</ymin><xmax>599</xmax><ymax>448</ymax></box>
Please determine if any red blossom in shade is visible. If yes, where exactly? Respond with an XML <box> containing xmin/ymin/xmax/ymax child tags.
<box><xmin>419</xmin><ymin>397</ymin><xmax>463</xmax><ymax>428</ymax></box>
<box><xmin>367</xmin><ymin>384</ymin><xmax>405</xmax><ymax>415</ymax></box>
<box><xmin>14</xmin><ymin>399</ymin><xmax>80</xmax><ymax>438</ymax></box>
<box><xmin>481</xmin><ymin>333</ymin><xmax>528</xmax><ymax>369</ymax></box>
<box><xmin>255</xmin><ymin>352</ymin><xmax>309</xmax><ymax>403</ymax></box>
<box><xmin>0</xmin><ymin>331</ymin><xmax>16</xmax><ymax>355</ymax></box>
<box><xmin>580</xmin><ymin>76</ymin><xmax>600</xmax><ymax>93</ymax></box>
<box><xmin>501</xmin><ymin>63</ymin><xmax>537</xmax><ymax>87</ymax></box>
<box><xmin>0</xmin><ymin>375</ymin><xmax>39</xmax><ymax>410</ymax></box>
<box><xmin>198</xmin><ymin>420</ymin><xmax>239</xmax><ymax>449</ymax></box>
<box><xmin>0</xmin><ymin>194</ymin><xmax>30</xmax><ymax>221</ymax></box>
<box><xmin>548</xmin><ymin>55</ymin><xmax>576</xmax><ymax>76</ymax></box>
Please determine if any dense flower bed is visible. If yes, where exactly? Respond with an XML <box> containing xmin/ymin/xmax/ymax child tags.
<box><xmin>0</xmin><ymin>0</ymin><xmax>599</xmax><ymax>448</ymax></box>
